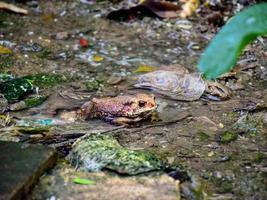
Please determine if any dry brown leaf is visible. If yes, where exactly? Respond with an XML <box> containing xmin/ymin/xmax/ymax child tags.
<box><xmin>134</xmin><ymin>71</ymin><xmax>206</xmax><ymax>101</ymax></box>
<box><xmin>180</xmin><ymin>0</ymin><xmax>199</xmax><ymax>18</ymax></box>
<box><xmin>107</xmin><ymin>0</ymin><xmax>180</xmax><ymax>21</ymax></box>
<box><xmin>142</xmin><ymin>0</ymin><xmax>180</xmax><ymax>18</ymax></box>
<box><xmin>159</xmin><ymin>64</ymin><xmax>189</xmax><ymax>75</ymax></box>
<box><xmin>0</xmin><ymin>1</ymin><xmax>28</xmax><ymax>14</ymax></box>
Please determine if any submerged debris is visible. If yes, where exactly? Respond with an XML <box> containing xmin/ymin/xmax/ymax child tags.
<box><xmin>68</xmin><ymin>134</ymin><xmax>164</xmax><ymax>175</ymax></box>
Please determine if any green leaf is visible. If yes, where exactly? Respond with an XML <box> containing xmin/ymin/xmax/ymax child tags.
<box><xmin>198</xmin><ymin>3</ymin><xmax>267</xmax><ymax>80</ymax></box>
<box><xmin>73</xmin><ymin>178</ymin><xmax>96</xmax><ymax>185</ymax></box>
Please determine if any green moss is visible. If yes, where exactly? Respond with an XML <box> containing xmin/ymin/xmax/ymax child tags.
<box><xmin>36</xmin><ymin>47</ymin><xmax>52</xmax><ymax>59</ymax></box>
<box><xmin>233</xmin><ymin>114</ymin><xmax>264</xmax><ymax>135</ymax></box>
<box><xmin>198</xmin><ymin>132</ymin><xmax>210</xmax><ymax>141</ymax></box>
<box><xmin>0</xmin><ymin>114</ymin><xmax>13</xmax><ymax>127</ymax></box>
<box><xmin>217</xmin><ymin>131</ymin><xmax>238</xmax><ymax>144</ymax></box>
<box><xmin>10</xmin><ymin>95</ymin><xmax>48</xmax><ymax>111</ymax></box>
<box><xmin>85</xmin><ymin>79</ymin><xmax>102</xmax><ymax>91</ymax></box>
<box><xmin>223</xmin><ymin>111</ymin><xmax>240</xmax><ymax>125</ymax></box>
<box><xmin>68</xmin><ymin>134</ymin><xmax>164</xmax><ymax>175</ymax></box>
<box><xmin>252</xmin><ymin>152</ymin><xmax>265</xmax><ymax>163</ymax></box>
<box><xmin>0</xmin><ymin>55</ymin><xmax>14</xmax><ymax>70</ymax></box>
<box><xmin>0</xmin><ymin>73</ymin><xmax>13</xmax><ymax>82</ymax></box>
<box><xmin>210</xmin><ymin>176</ymin><xmax>233</xmax><ymax>193</ymax></box>
<box><xmin>25</xmin><ymin>95</ymin><xmax>48</xmax><ymax>108</ymax></box>
<box><xmin>17</xmin><ymin>126</ymin><xmax>50</xmax><ymax>134</ymax></box>
<box><xmin>24</xmin><ymin>73</ymin><xmax>67</xmax><ymax>88</ymax></box>
<box><xmin>0</xmin><ymin>78</ymin><xmax>34</xmax><ymax>103</ymax></box>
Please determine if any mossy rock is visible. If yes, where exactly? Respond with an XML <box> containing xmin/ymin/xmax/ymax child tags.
<box><xmin>9</xmin><ymin>95</ymin><xmax>48</xmax><ymax>111</ymax></box>
<box><xmin>17</xmin><ymin>126</ymin><xmax>50</xmax><ymax>135</ymax></box>
<box><xmin>0</xmin><ymin>73</ymin><xmax>13</xmax><ymax>82</ymax></box>
<box><xmin>24</xmin><ymin>73</ymin><xmax>67</xmax><ymax>88</ymax></box>
<box><xmin>68</xmin><ymin>134</ymin><xmax>164</xmax><ymax>175</ymax></box>
<box><xmin>0</xmin><ymin>78</ymin><xmax>33</xmax><ymax>103</ymax></box>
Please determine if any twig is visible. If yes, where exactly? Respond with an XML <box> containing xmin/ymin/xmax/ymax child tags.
<box><xmin>126</xmin><ymin>113</ymin><xmax>191</xmax><ymax>135</ymax></box>
<box><xmin>0</xmin><ymin>1</ymin><xmax>28</xmax><ymax>14</ymax></box>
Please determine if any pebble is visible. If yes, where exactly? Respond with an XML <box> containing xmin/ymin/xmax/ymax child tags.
<box><xmin>107</xmin><ymin>75</ymin><xmax>123</xmax><ymax>85</ymax></box>
<box><xmin>55</xmin><ymin>31</ymin><xmax>69</xmax><ymax>40</ymax></box>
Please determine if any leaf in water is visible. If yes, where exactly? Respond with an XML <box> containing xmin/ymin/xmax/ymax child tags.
<box><xmin>0</xmin><ymin>46</ymin><xmax>12</xmax><ymax>54</ymax></box>
<box><xmin>134</xmin><ymin>70</ymin><xmax>206</xmax><ymax>101</ymax></box>
<box><xmin>198</xmin><ymin>3</ymin><xmax>267</xmax><ymax>80</ymax></box>
<box><xmin>73</xmin><ymin>178</ymin><xmax>96</xmax><ymax>185</ymax></box>
<box><xmin>134</xmin><ymin>65</ymin><xmax>157</xmax><ymax>73</ymax></box>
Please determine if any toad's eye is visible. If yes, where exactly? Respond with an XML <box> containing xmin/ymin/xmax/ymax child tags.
<box><xmin>138</xmin><ymin>100</ymin><xmax>146</xmax><ymax>107</ymax></box>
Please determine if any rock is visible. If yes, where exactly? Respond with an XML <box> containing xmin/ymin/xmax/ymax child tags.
<box><xmin>0</xmin><ymin>141</ymin><xmax>57</xmax><ymax>200</ymax></box>
<box><xmin>0</xmin><ymin>93</ymin><xmax>8</xmax><ymax>113</ymax></box>
<box><xmin>55</xmin><ymin>31</ymin><xmax>69</xmax><ymax>40</ymax></box>
<box><xmin>31</xmin><ymin>163</ymin><xmax>180</xmax><ymax>200</ymax></box>
<box><xmin>68</xmin><ymin>134</ymin><xmax>164</xmax><ymax>175</ymax></box>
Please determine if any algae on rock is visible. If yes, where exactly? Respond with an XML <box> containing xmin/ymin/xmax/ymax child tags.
<box><xmin>68</xmin><ymin>134</ymin><xmax>164</xmax><ymax>175</ymax></box>
<box><xmin>24</xmin><ymin>73</ymin><xmax>67</xmax><ymax>88</ymax></box>
<box><xmin>0</xmin><ymin>78</ymin><xmax>33</xmax><ymax>103</ymax></box>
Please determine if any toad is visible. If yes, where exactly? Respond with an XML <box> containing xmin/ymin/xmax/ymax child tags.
<box><xmin>60</xmin><ymin>93</ymin><xmax>157</xmax><ymax>125</ymax></box>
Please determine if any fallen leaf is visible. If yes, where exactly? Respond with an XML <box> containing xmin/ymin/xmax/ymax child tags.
<box><xmin>107</xmin><ymin>0</ymin><xmax>180</xmax><ymax>21</ymax></box>
<box><xmin>79</xmin><ymin>38</ymin><xmax>89</xmax><ymax>48</ymax></box>
<box><xmin>160</xmin><ymin>64</ymin><xmax>189</xmax><ymax>75</ymax></box>
<box><xmin>134</xmin><ymin>65</ymin><xmax>157</xmax><ymax>73</ymax></box>
<box><xmin>0</xmin><ymin>46</ymin><xmax>12</xmax><ymax>54</ymax></box>
<box><xmin>197</xmin><ymin>3</ymin><xmax>267</xmax><ymax>79</ymax></box>
<box><xmin>134</xmin><ymin>71</ymin><xmax>206</xmax><ymax>101</ymax></box>
<box><xmin>142</xmin><ymin>0</ymin><xmax>181</xmax><ymax>18</ymax></box>
<box><xmin>180</xmin><ymin>0</ymin><xmax>200</xmax><ymax>18</ymax></box>
<box><xmin>92</xmin><ymin>55</ymin><xmax>104</xmax><ymax>62</ymax></box>
<box><xmin>73</xmin><ymin>178</ymin><xmax>96</xmax><ymax>185</ymax></box>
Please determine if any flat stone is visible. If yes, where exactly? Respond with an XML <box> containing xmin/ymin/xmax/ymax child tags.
<box><xmin>0</xmin><ymin>141</ymin><xmax>57</xmax><ymax>200</ymax></box>
<box><xmin>31</xmin><ymin>163</ymin><xmax>180</xmax><ymax>200</ymax></box>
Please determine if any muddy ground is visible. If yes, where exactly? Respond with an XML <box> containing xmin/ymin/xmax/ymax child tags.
<box><xmin>0</xmin><ymin>0</ymin><xmax>267</xmax><ymax>199</ymax></box>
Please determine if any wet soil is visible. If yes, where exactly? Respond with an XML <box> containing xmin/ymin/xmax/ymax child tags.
<box><xmin>0</xmin><ymin>1</ymin><xmax>267</xmax><ymax>199</ymax></box>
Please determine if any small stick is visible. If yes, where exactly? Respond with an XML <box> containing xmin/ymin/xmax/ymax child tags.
<box><xmin>0</xmin><ymin>1</ymin><xmax>28</xmax><ymax>15</ymax></box>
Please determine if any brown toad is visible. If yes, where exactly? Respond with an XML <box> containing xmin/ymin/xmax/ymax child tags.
<box><xmin>60</xmin><ymin>93</ymin><xmax>157</xmax><ymax>125</ymax></box>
